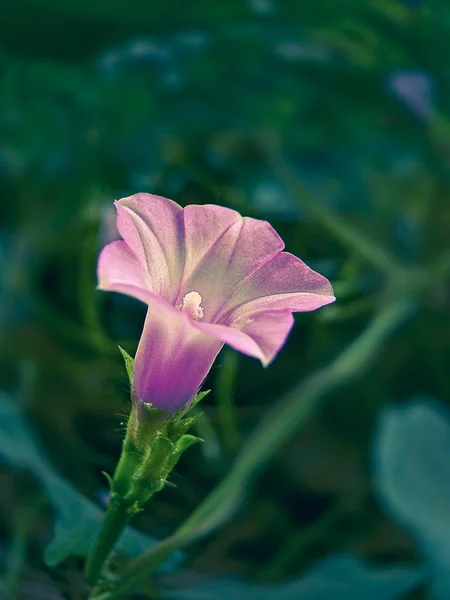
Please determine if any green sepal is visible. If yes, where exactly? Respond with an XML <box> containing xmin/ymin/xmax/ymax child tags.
<box><xmin>101</xmin><ymin>471</ymin><xmax>114</xmax><ymax>491</ymax></box>
<box><xmin>145</xmin><ymin>435</ymin><xmax>175</xmax><ymax>479</ymax></box>
<box><xmin>166</xmin><ymin>434</ymin><xmax>203</xmax><ymax>472</ymax></box>
<box><xmin>190</xmin><ymin>389</ymin><xmax>211</xmax><ymax>410</ymax></box>
<box><xmin>128</xmin><ymin>404</ymin><xmax>169</xmax><ymax>455</ymax></box>
<box><xmin>119</xmin><ymin>346</ymin><xmax>135</xmax><ymax>387</ymax></box>
<box><xmin>108</xmin><ymin>388</ymin><xmax>209</xmax><ymax>512</ymax></box>
<box><xmin>167</xmin><ymin>413</ymin><xmax>201</xmax><ymax>440</ymax></box>
<box><xmin>171</xmin><ymin>389</ymin><xmax>211</xmax><ymax>423</ymax></box>
<box><xmin>112</xmin><ymin>405</ymin><xmax>168</xmax><ymax>499</ymax></box>
<box><xmin>175</xmin><ymin>433</ymin><xmax>203</xmax><ymax>453</ymax></box>
<box><xmin>165</xmin><ymin>389</ymin><xmax>209</xmax><ymax>443</ymax></box>
<box><xmin>125</xmin><ymin>435</ymin><xmax>174</xmax><ymax>505</ymax></box>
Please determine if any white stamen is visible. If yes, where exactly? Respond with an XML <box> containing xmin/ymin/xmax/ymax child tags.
<box><xmin>179</xmin><ymin>291</ymin><xmax>204</xmax><ymax>320</ymax></box>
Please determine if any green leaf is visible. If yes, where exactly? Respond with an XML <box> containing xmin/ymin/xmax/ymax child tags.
<box><xmin>118</xmin><ymin>346</ymin><xmax>135</xmax><ymax>387</ymax></box>
<box><xmin>373</xmin><ymin>397</ymin><xmax>450</xmax><ymax>599</ymax></box>
<box><xmin>163</xmin><ymin>554</ymin><xmax>423</xmax><ymax>600</ymax></box>
<box><xmin>0</xmin><ymin>393</ymin><xmax>181</xmax><ymax>570</ymax></box>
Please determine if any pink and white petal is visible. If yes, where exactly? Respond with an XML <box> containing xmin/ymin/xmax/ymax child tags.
<box><xmin>98</xmin><ymin>240</ymin><xmax>183</xmax><ymax>312</ymax></box>
<box><xmin>116</xmin><ymin>194</ymin><xmax>184</xmax><ymax>300</ymax></box>
<box><xmin>133</xmin><ymin>303</ymin><xmax>223</xmax><ymax>413</ymax></box>
<box><xmin>217</xmin><ymin>252</ymin><xmax>334</xmax><ymax>321</ymax></box>
<box><xmin>193</xmin><ymin>310</ymin><xmax>295</xmax><ymax>366</ymax></box>
<box><xmin>180</xmin><ymin>209</ymin><xmax>285</xmax><ymax>320</ymax></box>
<box><xmin>228</xmin><ymin>291</ymin><xmax>336</xmax><ymax>325</ymax></box>
<box><xmin>193</xmin><ymin>320</ymin><xmax>265</xmax><ymax>361</ymax></box>
<box><xmin>97</xmin><ymin>240</ymin><xmax>153</xmax><ymax>305</ymax></box>
<box><xmin>239</xmin><ymin>311</ymin><xmax>296</xmax><ymax>365</ymax></box>
<box><xmin>182</xmin><ymin>204</ymin><xmax>242</xmax><ymax>282</ymax></box>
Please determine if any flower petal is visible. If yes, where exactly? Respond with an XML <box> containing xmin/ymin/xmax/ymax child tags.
<box><xmin>116</xmin><ymin>194</ymin><xmax>184</xmax><ymax>300</ymax></box>
<box><xmin>218</xmin><ymin>252</ymin><xmax>335</xmax><ymax>322</ymax></box>
<box><xmin>181</xmin><ymin>204</ymin><xmax>242</xmax><ymax>283</ymax></box>
<box><xmin>180</xmin><ymin>207</ymin><xmax>285</xmax><ymax>319</ymax></box>
<box><xmin>97</xmin><ymin>240</ymin><xmax>154</xmax><ymax>306</ymax></box>
<box><xmin>133</xmin><ymin>303</ymin><xmax>223</xmax><ymax>412</ymax></box>
<box><xmin>194</xmin><ymin>311</ymin><xmax>295</xmax><ymax>366</ymax></box>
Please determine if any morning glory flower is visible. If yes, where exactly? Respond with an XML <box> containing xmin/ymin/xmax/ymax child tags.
<box><xmin>98</xmin><ymin>193</ymin><xmax>335</xmax><ymax>412</ymax></box>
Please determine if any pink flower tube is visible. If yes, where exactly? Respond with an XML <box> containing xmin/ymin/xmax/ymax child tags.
<box><xmin>98</xmin><ymin>194</ymin><xmax>335</xmax><ymax>412</ymax></box>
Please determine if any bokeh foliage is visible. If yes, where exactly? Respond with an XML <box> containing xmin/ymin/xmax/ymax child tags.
<box><xmin>0</xmin><ymin>0</ymin><xmax>449</xmax><ymax>598</ymax></box>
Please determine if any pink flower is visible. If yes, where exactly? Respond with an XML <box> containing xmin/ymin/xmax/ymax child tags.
<box><xmin>98</xmin><ymin>194</ymin><xmax>335</xmax><ymax>412</ymax></box>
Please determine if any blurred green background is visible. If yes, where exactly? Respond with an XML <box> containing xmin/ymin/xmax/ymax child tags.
<box><xmin>0</xmin><ymin>1</ymin><xmax>449</xmax><ymax>599</ymax></box>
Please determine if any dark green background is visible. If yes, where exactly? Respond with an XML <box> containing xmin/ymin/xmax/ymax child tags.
<box><xmin>0</xmin><ymin>1</ymin><xmax>449</xmax><ymax>598</ymax></box>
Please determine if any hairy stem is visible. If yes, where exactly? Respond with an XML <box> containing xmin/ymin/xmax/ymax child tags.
<box><xmin>84</xmin><ymin>497</ymin><xmax>135</xmax><ymax>586</ymax></box>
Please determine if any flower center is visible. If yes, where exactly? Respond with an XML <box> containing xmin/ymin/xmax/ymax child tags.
<box><xmin>178</xmin><ymin>291</ymin><xmax>204</xmax><ymax>320</ymax></box>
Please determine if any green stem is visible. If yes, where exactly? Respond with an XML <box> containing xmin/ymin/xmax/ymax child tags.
<box><xmin>216</xmin><ymin>349</ymin><xmax>240</xmax><ymax>453</ymax></box>
<box><xmin>84</xmin><ymin>497</ymin><xmax>134</xmax><ymax>586</ymax></box>
<box><xmin>85</xmin><ymin>405</ymin><xmax>175</xmax><ymax>587</ymax></box>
